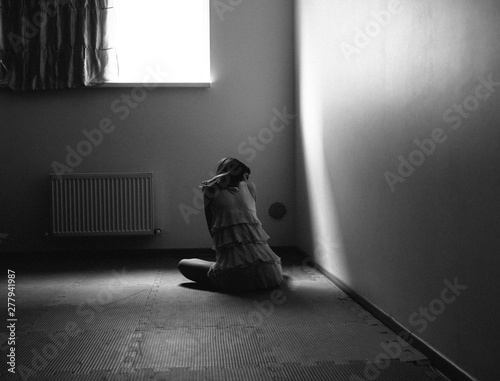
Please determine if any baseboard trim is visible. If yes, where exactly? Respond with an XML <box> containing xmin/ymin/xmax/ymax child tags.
<box><xmin>294</xmin><ymin>249</ymin><xmax>476</xmax><ymax>381</ymax></box>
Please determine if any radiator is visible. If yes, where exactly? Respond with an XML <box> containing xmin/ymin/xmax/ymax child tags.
<box><xmin>50</xmin><ymin>173</ymin><xmax>154</xmax><ymax>236</ymax></box>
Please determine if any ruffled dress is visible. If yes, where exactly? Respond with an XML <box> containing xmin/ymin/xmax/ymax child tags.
<box><xmin>207</xmin><ymin>181</ymin><xmax>283</xmax><ymax>291</ymax></box>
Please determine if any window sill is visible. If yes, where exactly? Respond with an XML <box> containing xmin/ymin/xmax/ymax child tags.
<box><xmin>99</xmin><ymin>82</ymin><xmax>211</xmax><ymax>88</ymax></box>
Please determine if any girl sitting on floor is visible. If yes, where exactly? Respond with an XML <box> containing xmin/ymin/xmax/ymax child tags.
<box><xmin>178</xmin><ymin>157</ymin><xmax>283</xmax><ymax>292</ymax></box>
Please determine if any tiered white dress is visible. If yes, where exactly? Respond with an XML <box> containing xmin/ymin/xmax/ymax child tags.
<box><xmin>207</xmin><ymin>181</ymin><xmax>283</xmax><ymax>291</ymax></box>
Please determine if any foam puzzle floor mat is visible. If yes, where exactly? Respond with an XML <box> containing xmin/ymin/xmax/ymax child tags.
<box><xmin>1</xmin><ymin>253</ymin><xmax>449</xmax><ymax>380</ymax></box>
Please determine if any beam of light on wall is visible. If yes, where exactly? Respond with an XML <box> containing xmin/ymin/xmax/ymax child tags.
<box><xmin>299</xmin><ymin>109</ymin><xmax>349</xmax><ymax>282</ymax></box>
<box><xmin>114</xmin><ymin>0</ymin><xmax>210</xmax><ymax>83</ymax></box>
<box><xmin>297</xmin><ymin>27</ymin><xmax>349</xmax><ymax>283</ymax></box>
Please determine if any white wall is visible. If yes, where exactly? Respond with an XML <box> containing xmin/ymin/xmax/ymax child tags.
<box><xmin>0</xmin><ymin>0</ymin><xmax>296</xmax><ymax>253</ymax></box>
<box><xmin>295</xmin><ymin>0</ymin><xmax>500</xmax><ymax>379</ymax></box>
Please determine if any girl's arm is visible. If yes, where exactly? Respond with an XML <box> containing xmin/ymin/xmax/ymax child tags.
<box><xmin>203</xmin><ymin>186</ymin><xmax>216</xmax><ymax>234</ymax></box>
<box><xmin>246</xmin><ymin>181</ymin><xmax>257</xmax><ymax>202</ymax></box>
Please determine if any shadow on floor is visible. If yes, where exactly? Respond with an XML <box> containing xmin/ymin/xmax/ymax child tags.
<box><xmin>1</xmin><ymin>249</ymin><xmax>448</xmax><ymax>380</ymax></box>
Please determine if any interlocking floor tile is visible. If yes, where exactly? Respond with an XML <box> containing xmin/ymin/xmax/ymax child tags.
<box><xmin>134</xmin><ymin>328</ymin><xmax>274</xmax><ymax>370</ymax></box>
<box><xmin>0</xmin><ymin>330</ymin><xmax>133</xmax><ymax>379</ymax></box>
<box><xmin>0</xmin><ymin>253</ymin><xmax>447</xmax><ymax>381</ymax></box>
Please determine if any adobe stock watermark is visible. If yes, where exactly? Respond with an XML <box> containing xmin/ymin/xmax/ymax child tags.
<box><xmin>340</xmin><ymin>0</ymin><xmax>403</xmax><ymax>62</ymax></box>
<box><xmin>51</xmin><ymin>66</ymin><xmax>170</xmax><ymax>180</ymax></box>
<box><xmin>214</xmin><ymin>276</ymin><xmax>291</xmax><ymax>349</ymax></box>
<box><xmin>212</xmin><ymin>0</ymin><xmax>243</xmax><ymax>21</ymax></box>
<box><xmin>237</xmin><ymin>106</ymin><xmax>295</xmax><ymax>162</ymax></box>
<box><xmin>229</xmin><ymin>287</ymin><xmax>289</xmax><ymax>329</ymax></box>
<box><xmin>350</xmin><ymin>277</ymin><xmax>467</xmax><ymax>381</ymax></box>
<box><xmin>5</xmin><ymin>0</ymin><xmax>72</xmax><ymax>54</ymax></box>
<box><xmin>408</xmin><ymin>277</ymin><xmax>467</xmax><ymax>333</ymax></box>
<box><xmin>17</xmin><ymin>267</ymin><xmax>130</xmax><ymax>381</ymax></box>
<box><xmin>178</xmin><ymin>105</ymin><xmax>295</xmax><ymax>224</ymax></box>
<box><xmin>384</xmin><ymin>73</ymin><xmax>500</xmax><ymax>192</ymax></box>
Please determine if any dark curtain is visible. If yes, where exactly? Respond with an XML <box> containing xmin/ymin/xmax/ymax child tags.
<box><xmin>0</xmin><ymin>0</ymin><xmax>117</xmax><ymax>90</ymax></box>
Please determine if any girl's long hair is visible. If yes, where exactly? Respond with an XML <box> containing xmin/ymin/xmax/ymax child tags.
<box><xmin>201</xmin><ymin>157</ymin><xmax>250</xmax><ymax>191</ymax></box>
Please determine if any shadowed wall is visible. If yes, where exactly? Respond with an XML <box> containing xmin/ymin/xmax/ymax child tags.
<box><xmin>295</xmin><ymin>0</ymin><xmax>500</xmax><ymax>379</ymax></box>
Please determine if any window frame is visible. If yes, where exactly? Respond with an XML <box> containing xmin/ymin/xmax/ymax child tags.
<box><xmin>103</xmin><ymin>0</ymin><xmax>211</xmax><ymax>88</ymax></box>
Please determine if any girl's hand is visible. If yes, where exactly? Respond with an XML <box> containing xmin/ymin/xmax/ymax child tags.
<box><xmin>246</xmin><ymin>181</ymin><xmax>257</xmax><ymax>202</ymax></box>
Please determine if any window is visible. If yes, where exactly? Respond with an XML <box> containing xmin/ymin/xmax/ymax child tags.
<box><xmin>110</xmin><ymin>0</ymin><xmax>210</xmax><ymax>86</ymax></box>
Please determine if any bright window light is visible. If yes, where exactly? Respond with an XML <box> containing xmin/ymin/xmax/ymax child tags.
<box><xmin>112</xmin><ymin>0</ymin><xmax>210</xmax><ymax>85</ymax></box>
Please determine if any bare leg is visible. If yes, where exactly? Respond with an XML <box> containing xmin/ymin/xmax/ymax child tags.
<box><xmin>177</xmin><ymin>258</ymin><xmax>214</xmax><ymax>285</ymax></box>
